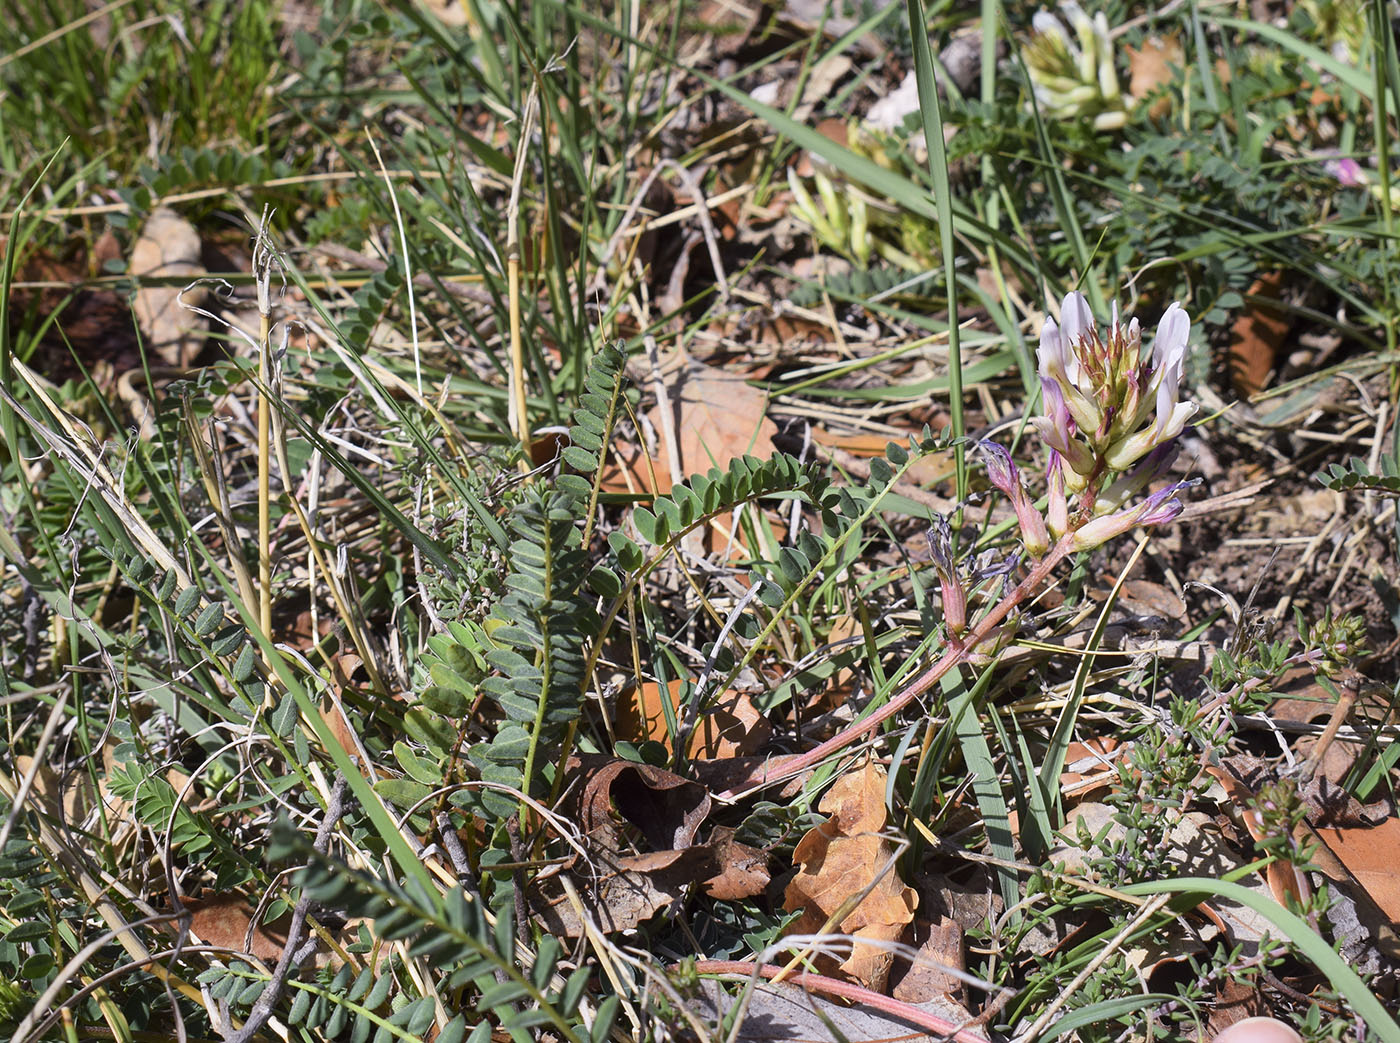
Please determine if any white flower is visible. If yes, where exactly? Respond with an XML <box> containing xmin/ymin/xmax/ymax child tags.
<box><xmin>1033</xmin><ymin>290</ymin><xmax>1198</xmax><ymax>477</ymax></box>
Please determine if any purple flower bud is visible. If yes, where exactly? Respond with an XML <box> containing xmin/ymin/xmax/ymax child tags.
<box><xmin>1070</xmin><ymin>477</ymin><xmax>1199</xmax><ymax>550</ymax></box>
<box><xmin>925</xmin><ymin>517</ymin><xmax>967</xmax><ymax>635</ymax></box>
<box><xmin>1033</xmin><ymin>379</ymin><xmax>1098</xmax><ymax>482</ymax></box>
<box><xmin>1139</xmin><ymin>477</ymin><xmax>1199</xmax><ymax>524</ymax></box>
<box><xmin>979</xmin><ymin>440</ymin><xmax>1050</xmax><ymax>556</ymax></box>
<box><xmin>979</xmin><ymin>439</ymin><xmax>1020</xmax><ymax>496</ymax></box>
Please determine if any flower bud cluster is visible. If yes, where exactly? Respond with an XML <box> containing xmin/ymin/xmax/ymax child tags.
<box><xmin>1022</xmin><ymin>2</ymin><xmax>1128</xmax><ymax>131</ymax></box>
<box><xmin>1034</xmin><ymin>290</ymin><xmax>1196</xmax><ymax>488</ymax></box>
<box><xmin>786</xmin><ymin>165</ymin><xmax>933</xmax><ymax>273</ymax></box>
<box><xmin>979</xmin><ymin>289</ymin><xmax>1199</xmax><ymax>555</ymax></box>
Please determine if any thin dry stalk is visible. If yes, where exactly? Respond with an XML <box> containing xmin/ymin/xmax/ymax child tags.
<box><xmin>506</xmin><ymin>88</ymin><xmax>540</xmax><ymax>471</ymax></box>
<box><xmin>252</xmin><ymin>212</ymin><xmax>280</xmax><ymax>646</ymax></box>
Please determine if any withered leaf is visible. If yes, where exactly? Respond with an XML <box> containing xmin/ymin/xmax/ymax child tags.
<box><xmin>615</xmin><ymin>678</ymin><xmax>772</xmax><ymax>760</ymax></box>
<box><xmin>574</xmin><ymin>754</ymin><xmax>711</xmax><ymax>852</ymax></box>
<box><xmin>130</xmin><ymin>207</ymin><xmax>208</xmax><ymax>367</ymax></box>
<box><xmin>783</xmin><ymin>759</ymin><xmax>918</xmax><ymax>992</ymax></box>
<box><xmin>702</xmin><ymin>826</ymin><xmax>770</xmax><ymax>901</ymax></box>
<box><xmin>184</xmin><ymin>893</ymin><xmax>289</xmax><ymax>963</ymax></box>
<box><xmin>605</xmin><ymin>363</ymin><xmax>777</xmax><ymax>497</ymax></box>
<box><xmin>531</xmin><ymin>829</ymin><xmax>769</xmax><ymax>937</ymax></box>
<box><xmin>892</xmin><ymin>916</ymin><xmax>966</xmax><ymax>1005</ymax></box>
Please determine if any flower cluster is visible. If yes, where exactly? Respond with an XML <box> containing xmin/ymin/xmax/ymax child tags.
<box><xmin>1022</xmin><ymin>2</ymin><xmax>1128</xmax><ymax>131</ymax></box>
<box><xmin>982</xmin><ymin>290</ymin><xmax>1199</xmax><ymax>554</ymax></box>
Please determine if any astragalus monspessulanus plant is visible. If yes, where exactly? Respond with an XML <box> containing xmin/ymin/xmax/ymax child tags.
<box><xmin>997</xmin><ymin>288</ymin><xmax>1199</xmax><ymax>554</ymax></box>
<box><xmin>729</xmin><ymin>289</ymin><xmax>1199</xmax><ymax>794</ymax></box>
<box><xmin>1022</xmin><ymin>2</ymin><xmax>1129</xmax><ymax>131</ymax></box>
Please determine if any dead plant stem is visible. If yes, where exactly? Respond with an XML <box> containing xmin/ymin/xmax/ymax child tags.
<box><xmin>506</xmin><ymin>89</ymin><xmax>539</xmax><ymax>472</ymax></box>
<box><xmin>257</xmin><ymin>307</ymin><xmax>272</xmax><ymax>647</ymax></box>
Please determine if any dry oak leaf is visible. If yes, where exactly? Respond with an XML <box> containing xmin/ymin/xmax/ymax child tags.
<box><xmin>1227</xmin><ymin>271</ymin><xmax>1291</xmax><ymax>399</ymax></box>
<box><xmin>783</xmin><ymin>758</ymin><xmax>918</xmax><ymax>992</ymax></box>
<box><xmin>183</xmin><ymin>893</ymin><xmax>290</xmax><ymax>963</ymax></box>
<box><xmin>1204</xmin><ymin>760</ymin><xmax>1311</xmax><ymax>910</ymax></box>
<box><xmin>530</xmin><ymin>846</ymin><xmax>707</xmax><ymax>938</ymax></box>
<box><xmin>130</xmin><ymin>207</ymin><xmax>208</xmax><ymax>367</ymax></box>
<box><xmin>573</xmin><ymin>754</ymin><xmax>712</xmax><ymax>852</ymax></box>
<box><xmin>1311</xmin><ymin>817</ymin><xmax>1400</xmax><ymax>925</ymax></box>
<box><xmin>614</xmin><ymin>678</ymin><xmax>772</xmax><ymax>759</ymax></box>
<box><xmin>1126</xmin><ymin>34</ymin><xmax>1183</xmax><ymax>120</ymax></box>
<box><xmin>702</xmin><ymin>826</ymin><xmax>771</xmax><ymax>901</ymax></box>
<box><xmin>892</xmin><ymin>916</ymin><xmax>967</xmax><ymax>1006</ymax></box>
<box><xmin>605</xmin><ymin>363</ymin><xmax>777</xmax><ymax>497</ymax></box>
<box><xmin>810</xmin><ymin>428</ymin><xmax>955</xmax><ymax>488</ymax></box>
<box><xmin>530</xmin><ymin>829</ymin><xmax>769</xmax><ymax>937</ymax></box>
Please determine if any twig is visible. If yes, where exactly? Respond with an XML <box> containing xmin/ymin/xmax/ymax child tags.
<box><xmin>505</xmin><ymin>86</ymin><xmax>540</xmax><ymax>471</ymax></box>
<box><xmin>692</xmin><ymin>961</ymin><xmax>994</xmax><ymax>1043</ymax></box>
<box><xmin>223</xmin><ymin>774</ymin><xmax>348</xmax><ymax>1043</ymax></box>
<box><xmin>251</xmin><ymin>211</ymin><xmax>281</xmax><ymax>650</ymax></box>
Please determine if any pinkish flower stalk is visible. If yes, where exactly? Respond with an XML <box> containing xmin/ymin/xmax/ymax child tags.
<box><xmin>1046</xmin><ymin>450</ymin><xmax>1070</xmax><ymax>538</ymax></box>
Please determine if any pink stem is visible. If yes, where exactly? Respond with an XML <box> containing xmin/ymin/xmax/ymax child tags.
<box><xmin>720</xmin><ymin>536</ymin><xmax>1074</xmax><ymax>800</ymax></box>
<box><xmin>691</xmin><ymin>960</ymin><xmax>994</xmax><ymax>1043</ymax></box>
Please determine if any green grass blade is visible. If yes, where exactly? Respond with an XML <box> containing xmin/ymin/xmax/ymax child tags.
<box><xmin>905</xmin><ymin>0</ymin><xmax>965</xmax><ymax>498</ymax></box>
<box><xmin>1124</xmin><ymin>878</ymin><xmax>1400</xmax><ymax>1041</ymax></box>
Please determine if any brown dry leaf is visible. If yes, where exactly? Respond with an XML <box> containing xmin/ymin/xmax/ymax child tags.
<box><xmin>531</xmin><ymin>847</ymin><xmax>706</xmax><ymax>937</ymax></box>
<box><xmin>184</xmin><ymin>893</ymin><xmax>289</xmax><ymax>963</ymax></box>
<box><xmin>130</xmin><ymin>207</ymin><xmax>208</xmax><ymax>367</ymax></box>
<box><xmin>1311</xmin><ymin>818</ymin><xmax>1400</xmax><ymax>923</ymax></box>
<box><xmin>1207</xmin><ymin>979</ymin><xmax>1270</xmax><ymax>1041</ymax></box>
<box><xmin>1227</xmin><ymin>272</ymin><xmax>1291</xmax><ymax>398</ymax></box>
<box><xmin>810</xmin><ymin>428</ymin><xmax>956</xmax><ymax>488</ymax></box>
<box><xmin>815</xmin><ymin>754</ymin><xmax>888</xmax><ymax>834</ymax></box>
<box><xmin>1127</xmin><ymin>34</ymin><xmax>1183</xmax><ymax>119</ymax></box>
<box><xmin>615</xmin><ymin>678</ymin><xmax>772</xmax><ymax>759</ymax></box>
<box><xmin>532</xmin><ymin>829</ymin><xmax>769</xmax><ymax>937</ymax></box>
<box><xmin>605</xmin><ymin>364</ymin><xmax>777</xmax><ymax>496</ymax></box>
<box><xmin>1202</xmin><ymin>763</ymin><xmax>1311</xmax><ymax>909</ymax></box>
<box><xmin>892</xmin><ymin>916</ymin><xmax>966</xmax><ymax>1005</ymax></box>
<box><xmin>13</xmin><ymin>755</ymin><xmax>97</xmax><ymax>824</ymax></box>
<box><xmin>817</xmin><ymin>613</ymin><xmax>861</xmax><ymax>711</ymax></box>
<box><xmin>1300</xmin><ymin>824</ymin><xmax>1400</xmax><ymax>958</ymax></box>
<box><xmin>702</xmin><ymin>826</ymin><xmax>771</xmax><ymax>901</ymax></box>
<box><xmin>1110</xmin><ymin>578</ymin><xmax>1189</xmax><ymax>623</ymax></box>
<box><xmin>783</xmin><ymin>759</ymin><xmax>918</xmax><ymax>992</ymax></box>
<box><xmin>574</xmin><ymin>755</ymin><xmax>711</xmax><ymax>852</ymax></box>
<box><xmin>1058</xmin><ymin>736</ymin><xmax>1122</xmax><ymax>804</ymax></box>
